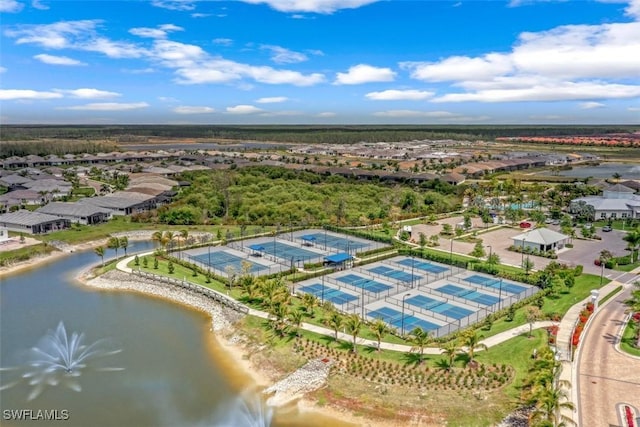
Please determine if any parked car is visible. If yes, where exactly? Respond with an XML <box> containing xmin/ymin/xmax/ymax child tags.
<box><xmin>551</xmin><ymin>219</ymin><xmax>560</xmax><ymax>225</ymax></box>
<box><xmin>519</xmin><ymin>221</ymin><xmax>532</xmax><ymax>228</ymax></box>
<box><xmin>602</xmin><ymin>225</ymin><xmax>612</xmax><ymax>232</ymax></box>
<box><xmin>544</xmin><ymin>218</ymin><xmax>553</xmax><ymax>224</ymax></box>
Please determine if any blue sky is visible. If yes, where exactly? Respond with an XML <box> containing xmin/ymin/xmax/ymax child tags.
<box><xmin>1</xmin><ymin>0</ymin><xmax>639</xmax><ymax>124</ymax></box>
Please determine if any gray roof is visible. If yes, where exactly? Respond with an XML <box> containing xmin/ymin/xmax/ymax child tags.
<box><xmin>79</xmin><ymin>194</ymin><xmax>153</xmax><ymax>210</ymax></box>
<box><xmin>575</xmin><ymin>196</ymin><xmax>640</xmax><ymax>210</ymax></box>
<box><xmin>605</xmin><ymin>183</ymin><xmax>635</xmax><ymax>193</ymax></box>
<box><xmin>513</xmin><ymin>228</ymin><xmax>569</xmax><ymax>245</ymax></box>
<box><xmin>0</xmin><ymin>210</ymin><xmax>65</xmax><ymax>226</ymax></box>
<box><xmin>36</xmin><ymin>202</ymin><xmax>111</xmax><ymax>218</ymax></box>
<box><xmin>0</xmin><ymin>174</ymin><xmax>33</xmax><ymax>185</ymax></box>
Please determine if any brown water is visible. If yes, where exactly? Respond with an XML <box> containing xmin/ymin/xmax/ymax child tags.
<box><xmin>0</xmin><ymin>243</ymin><xmax>356</xmax><ymax>427</ymax></box>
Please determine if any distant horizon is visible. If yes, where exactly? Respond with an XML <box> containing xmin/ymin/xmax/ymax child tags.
<box><xmin>1</xmin><ymin>0</ymin><xmax>639</xmax><ymax>125</ymax></box>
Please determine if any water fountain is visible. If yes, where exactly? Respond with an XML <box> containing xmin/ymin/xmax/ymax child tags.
<box><xmin>0</xmin><ymin>321</ymin><xmax>122</xmax><ymax>401</ymax></box>
<box><xmin>214</xmin><ymin>389</ymin><xmax>274</xmax><ymax>427</ymax></box>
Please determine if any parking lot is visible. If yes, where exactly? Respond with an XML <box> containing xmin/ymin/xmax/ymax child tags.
<box><xmin>414</xmin><ymin>219</ymin><xmax>631</xmax><ymax>277</ymax></box>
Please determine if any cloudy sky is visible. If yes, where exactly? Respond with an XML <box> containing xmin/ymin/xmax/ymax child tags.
<box><xmin>1</xmin><ymin>0</ymin><xmax>639</xmax><ymax>124</ymax></box>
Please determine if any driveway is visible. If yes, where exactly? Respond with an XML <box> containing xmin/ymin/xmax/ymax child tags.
<box><xmin>577</xmin><ymin>283</ymin><xmax>640</xmax><ymax>427</ymax></box>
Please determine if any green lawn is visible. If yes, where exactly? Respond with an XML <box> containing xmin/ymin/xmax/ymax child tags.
<box><xmin>0</xmin><ymin>243</ymin><xmax>56</xmax><ymax>267</ymax></box>
<box><xmin>620</xmin><ymin>320</ymin><xmax>640</xmax><ymax>357</ymax></box>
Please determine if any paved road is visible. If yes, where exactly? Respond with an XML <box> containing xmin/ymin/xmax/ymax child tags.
<box><xmin>577</xmin><ymin>285</ymin><xmax>640</xmax><ymax>427</ymax></box>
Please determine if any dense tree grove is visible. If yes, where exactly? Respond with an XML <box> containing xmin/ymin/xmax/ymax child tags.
<box><xmin>2</xmin><ymin>124</ymin><xmax>637</xmax><ymax>144</ymax></box>
<box><xmin>136</xmin><ymin>166</ymin><xmax>461</xmax><ymax>226</ymax></box>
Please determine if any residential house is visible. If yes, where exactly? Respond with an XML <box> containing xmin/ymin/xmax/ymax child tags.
<box><xmin>572</xmin><ymin>184</ymin><xmax>640</xmax><ymax>220</ymax></box>
<box><xmin>0</xmin><ymin>210</ymin><xmax>70</xmax><ymax>234</ymax></box>
<box><xmin>512</xmin><ymin>228</ymin><xmax>569</xmax><ymax>252</ymax></box>
<box><xmin>36</xmin><ymin>202</ymin><xmax>112</xmax><ymax>225</ymax></box>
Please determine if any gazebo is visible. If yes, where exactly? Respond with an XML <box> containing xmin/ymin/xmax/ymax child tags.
<box><xmin>300</xmin><ymin>234</ymin><xmax>317</xmax><ymax>247</ymax></box>
<box><xmin>324</xmin><ymin>252</ymin><xmax>353</xmax><ymax>270</ymax></box>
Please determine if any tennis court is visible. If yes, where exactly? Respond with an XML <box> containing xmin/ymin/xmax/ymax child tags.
<box><xmin>367</xmin><ymin>306</ymin><xmax>440</xmax><ymax>332</ymax></box>
<box><xmin>462</xmin><ymin>274</ymin><xmax>527</xmax><ymax>294</ymax></box>
<box><xmin>405</xmin><ymin>294</ymin><xmax>475</xmax><ymax>320</ymax></box>
<box><xmin>395</xmin><ymin>257</ymin><xmax>449</xmax><ymax>274</ymax></box>
<box><xmin>368</xmin><ymin>265</ymin><xmax>422</xmax><ymax>283</ymax></box>
<box><xmin>190</xmin><ymin>251</ymin><xmax>269</xmax><ymax>274</ymax></box>
<box><xmin>300</xmin><ymin>232</ymin><xmax>370</xmax><ymax>252</ymax></box>
<box><xmin>258</xmin><ymin>240</ymin><xmax>322</xmax><ymax>262</ymax></box>
<box><xmin>299</xmin><ymin>283</ymin><xmax>358</xmax><ymax>306</ymax></box>
<box><xmin>335</xmin><ymin>273</ymin><xmax>392</xmax><ymax>293</ymax></box>
<box><xmin>435</xmin><ymin>284</ymin><xmax>501</xmax><ymax>306</ymax></box>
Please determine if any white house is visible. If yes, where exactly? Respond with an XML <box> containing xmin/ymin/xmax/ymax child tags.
<box><xmin>512</xmin><ymin>228</ymin><xmax>569</xmax><ymax>252</ymax></box>
<box><xmin>572</xmin><ymin>184</ymin><xmax>640</xmax><ymax>221</ymax></box>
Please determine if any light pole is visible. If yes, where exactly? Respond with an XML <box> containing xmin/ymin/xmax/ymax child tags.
<box><xmin>521</xmin><ymin>237</ymin><xmax>526</xmax><ymax>269</ymax></box>
<box><xmin>599</xmin><ymin>260</ymin><xmax>605</xmax><ymax>287</ymax></box>
<box><xmin>207</xmin><ymin>244</ymin><xmax>211</xmax><ymax>268</ymax></box>
<box><xmin>401</xmin><ymin>293</ymin><xmax>412</xmax><ymax>336</ymax></box>
<box><xmin>321</xmin><ymin>273</ymin><xmax>325</xmax><ymax>304</ymax></box>
<box><xmin>361</xmin><ymin>285</ymin><xmax>365</xmax><ymax>318</ymax></box>
<box><xmin>411</xmin><ymin>255</ymin><xmax>415</xmax><ymax>288</ymax></box>
<box><xmin>498</xmin><ymin>278</ymin><xmax>503</xmax><ymax>311</ymax></box>
<box><xmin>486</xmin><ymin>244</ymin><xmax>492</xmax><ymax>262</ymax></box>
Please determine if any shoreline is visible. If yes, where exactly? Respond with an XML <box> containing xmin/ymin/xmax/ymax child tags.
<box><xmin>77</xmin><ymin>269</ymin><xmax>396</xmax><ymax>427</ymax></box>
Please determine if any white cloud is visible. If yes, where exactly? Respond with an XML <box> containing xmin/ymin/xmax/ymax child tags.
<box><xmin>213</xmin><ymin>38</ymin><xmax>233</xmax><ymax>46</ymax></box>
<box><xmin>628</xmin><ymin>107</ymin><xmax>640</xmax><ymax>111</ymax></box>
<box><xmin>335</xmin><ymin>64</ymin><xmax>396</xmax><ymax>85</ymax></box>
<box><xmin>226</xmin><ymin>105</ymin><xmax>263</xmax><ymax>114</ymax></box>
<box><xmin>34</xmin><ymin>53</ymin><xmax>86</xmax><ymax>66</ymax></box>
<box><xmin>0</xmin><ymin>89</ymin><xmax>62</xmax><ymax>100</ymax></box>
<box><xmin>129</xmin><ymin>24</ymin><xmax>183</xmax><ymax>39</ymax></box>
<box><xmin>579</xmin><ymin>101</ymin><xmax>605</xmax><ymax>109</ymax></box>
<box><xmin>365</xmin><ymin>89</ymin><xmax>435</xmax><ymax>101</ymax></box>
<box><xmin>626</xmin><ymin>0</ymin><xmax>640</xmax><ymax>19</ymax></box>
<box><xmin>122</xmin><ymin>68</ymin><xmax>156</xmax><ymax>74</ymax></box>
<box><xmin>5</xmin><ymin>20</ymin><xmax>147</xmax><ymax>58</ymax></box>
<box><xmin>61</xmin><ymin>102</ymin><xmax>149</xmax><ymax>111</ymax></box>
<box><xmin>256</xmin><ymin>96</ymin><xmax>288</xmax><ymax>103</ymax></box>
<box><xmin>402</xmin><ymin>54</ymin><xmax>513</xmax><ymax>82</ymax></box>
<box><xmin>238</xmin><ymin>0</ymin><xmax>380</xmax><ymax>14</ymax></box>
<box><xmin>316</xmin><ymin>112</ymin><xmax>336</xmax><ymax>117</ymax></box>
<box><xmin>151</xmin><ymin>0</ymin><xmax>197</xmax><ymax>11</ymax></box>
<box><xmin>158</xmin><ymin>96</ymin><xmax>179</xmax><ymax>102</ymax></box>
<box><xmin>432</xmin><ymin>81</ymin><xmax>640</xmax><ymax>103</ymax></box>
<box><xmin>261</xmin><ymin>44</ymin><xmax>307</xmax><ymax>63</ymax></box>
<box><xmin>0</xmin><ymin>66</ymin><xmax>7</xmax><ymax>73</ymax></box>
<box><xmin>55</xmin><ymin>88</ymin><xmax>121</xmax><ymax>99</ymax></box>
<box><xmin>403</xmin><ymin>16</ymin><xmax>640</xmax><ymax>103</ymax></box>
<box><xmin>0</xmin><ymin>0</ymin><xmax>23</xmax><ymax>13</ymax></box>
<box><xmin>173</xmin><ymin>106</ymin><xmax>215</xmax><ymax>114</ymax></box>
<box><xmin>191</xmin><ymin>12</ymin><xmax>211</xmax><ymax>18</ymax></box>
<box><xmin>31</xmin><ymin>0</ymin><xmax>48</xmax><ymax>9</ymax></box>
<box><xmin>373</xmin><ymin>110</ymin><xmax>459</xmax><ymax>118</ymax></box>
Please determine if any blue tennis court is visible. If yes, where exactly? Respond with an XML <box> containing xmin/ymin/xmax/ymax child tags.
<box><xmin>301</xmin><ymin>232</ymin><xmax>371</xmax><ymax>252</ymax></box>
<box><xmin>395</xmin><ymin>258</ymin><xmax>449</xmax><ymax>274</ymax></box>
<box><xmin>436</xmin><ymin>284</ymin><xmax>500</xmax><ymax>306</ymax></box>
<box><xmin>258</xmin><ymin>240</ymin><xmax>321</xmax><ymax>262</ymax></box>
<box><xmin>299</xmin><ymin>283</ymin><xmax>358</xmax><ymax>306</ymax></box>
<box><xmin>190</xmin><ymin>251</ymin><xmax>269</xmax><ymax>274</ymax></box>
<box><xmin>335</xmin><ymin>273</ymin><xmax>392</xmax><ymax>293</ymax></box>
<box><xmin>463</xmin><ymin>274</ymin><xmax>527</xmax><ymax>294</ymax></box>
<box><xmin>368</xmin><ymin>265</ymin><xmax>422</xmax><ymax>283</ymax></box>
<box><xmin>406</xmin><ymin>295</ymin><xmax>474</xmax><ymax>320</ymax></box>
<box><xmin>367</xmin><ymin>306</ymin><xmax>439</xmax><ymax>332</ymax></box>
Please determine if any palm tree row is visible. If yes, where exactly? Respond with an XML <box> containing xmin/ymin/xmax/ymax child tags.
<box><xmin>94</xmin><ymin>236</ymin><xmax>129</xmax><ymax>266</ymax></box>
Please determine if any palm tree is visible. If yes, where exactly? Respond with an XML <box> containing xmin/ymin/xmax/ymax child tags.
<box><xmin>408</xmin><ymin>327</ymin><xmax>432</xmax><ymax>364</ymax></box>
<box><xmin>288</xmin><ymin>308</ymin><xmax>304</xmax><ymax>337</ymax></box>
<box><xmin>529</xmin><ymin>384</ymin><xmax>576</xmax><ymax>426</ymax></box>
<box><xmin>301</xmin><ymin>293</ymin><xmax>319</xmax><ymax>318</ymax></box>
<box><xmin>460</xmin><ymin>330</ymin><xmax>487</xmax><ymax>363</ymax></box>
<box><xmin>107</xmin><ymin>237</ymin><xmax>120</xmax><ymax>258</ymax></box>
<box><xmin>94</xmin><ymin>246</ymin><xmax>105</xmax><ymax>267</ymax></box>
<box><xmin>369</xmin><ymin>318</ymin><xmax>391</xmax><ymax>352</ymax></box>
<box><xmin>179</xmin><ymin>229</ymin><xmax>189</xmax><ymax>258</ymax></box>
<box><xmin>343</xmin><ymin>314</ymin><xmax>364</xmax><ymax>353</ymax></box>
<box><xmin>440</xmin><ymin>342</ymin><xmax>459</xmax><ymax>371</ymax></box>
<box><xmin>119</xmin><ymin>236</ymin><xmax>129</xmax><ymax>256</ymax></box>
<box><xmin>323</xmin><ymin>310</ymin><xmax>343</xmax><ymax>341</ymax></box>
<box><xmin>623</xmin><ymin>227</ymin><xmax>640</xmax><ymax>262</ymax></box>
<box><xmin>269</xmin><ymin>303</ymin><xmax>289</xmax><ymax>337</ymax></box>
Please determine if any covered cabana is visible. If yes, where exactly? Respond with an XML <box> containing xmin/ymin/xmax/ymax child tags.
<box><xmin>300</xmin><ymin>234</ymin><xmax>317</xmax><ymax>247</ymax></box>
<box><xmin>324</xmin><ymin>252</ymin><xmax>353</xmax><ymax>270</ymax></box>
<box><xmin>248</xmin><ymin>244</ymin><xmax>265</xmax><ymax>257</ymax></box>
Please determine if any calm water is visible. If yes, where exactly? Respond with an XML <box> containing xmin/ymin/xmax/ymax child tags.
<box><xmin>549</xmin><ymin>163</ymin><xmax>640</xmax><ymax>179</ymax></box>
<box><xmin>0</xmin><ymin>242</ymin><xmax>353</xmax><ymax>427</ymax></box>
